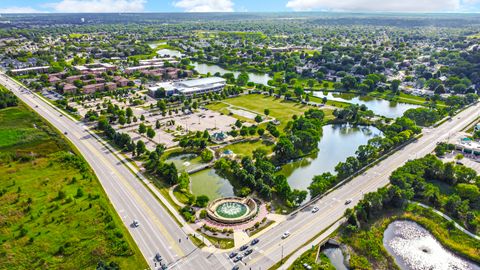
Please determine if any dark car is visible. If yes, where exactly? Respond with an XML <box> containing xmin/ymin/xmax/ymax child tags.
<box><xmin>239</xmin><ymin>245</ymin><xmax>248</xmax><ymax>251</ymax></box>
<box><xmin>232</xmin><ymin>266</ymin><xmax>240</xmax><ymax>270</ymax></box>
<box><xmin>233</xmin><ymin>255</ymin><xmax>243</xmax><ymax>263</ymax></box>
<box><xmin>251</xmin><ymin>238</ymin><xmax>259</xmax><ymax>245</ymax></box>
<box><xmin>229</xmin><ymin>252</ymin><xmax>238</xmax><ymax>258</ymax></box>
<box><xmin>155</xmin><ymin>253</ymin><xmax>162</xmax><ymax>262</ymax></box>
<box><xmin>64</xmin><ymin>131</ymin><xmax>68</xmax><ymax>135</ymax></box>
<box><xmin>244</xmin><ymin>249</ymin><xmax>253</xmax><ymax>256</ymax></box>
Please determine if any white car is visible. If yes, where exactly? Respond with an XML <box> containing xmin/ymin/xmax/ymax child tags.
<box><xmin>311</xmin><ymin>206</ymin><xmax>319</xmax><ymax>213</ymax></box>
<box><xmin>281</xmin><ymin>231</ymin><xmax>290</xmax><ymax>239</ymax></box>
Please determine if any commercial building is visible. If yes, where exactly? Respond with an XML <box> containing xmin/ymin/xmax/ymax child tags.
<box><xmin>148</xmin><ymin>77</ymin><xmax>226</xmax><ymax>97</ymax></box>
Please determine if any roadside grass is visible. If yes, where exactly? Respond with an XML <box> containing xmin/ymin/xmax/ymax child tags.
<box><xmin>288</xmin><ymin>246</ymin><xmax>335</xmax><ymax>270</ymax></box>
<box><xmin>202</xmin><ymin>234</ymin><xmax>234</xmax><ymax>249</ymax></box>
<box><xmin>0</xmin><ymin>103</ymin><xmax>147</xmax><ymax>269</ymax></box>
<box><xmin>189</xmin><ymin>234</ymin><xmax>206</xmax><ymax>248</ymax></box>
<box><xmin>221</xmin><ymin>139</ymin><xmax>274</xmax><ymax>158</ymax></box>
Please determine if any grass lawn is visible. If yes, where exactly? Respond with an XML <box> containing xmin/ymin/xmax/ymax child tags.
<box><xmin>0</xmin><ymin>103</ymin><xmax>146</xmax><ymax>269</ymax></box>
<box><xmin>202</xmin><ymin>234</ymin><xmax>234</xmax><ymax>249</ymax></box>
<box><xmin>222</xmin><ymin>139</ymin><xmax>274</xmax><ymax>158</ymax></box>
<box><xmin>207</xmin><ymin>94</ymin><xmax>333</xmax><ymax>130</ymax></box>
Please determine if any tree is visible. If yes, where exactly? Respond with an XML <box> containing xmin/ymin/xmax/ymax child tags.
<box><xmin>200</xmin><ymin>149</ymin><xmax>214</xmax><ymax>162</ymax></box>
<box><xmin>294</xmin><ymin>86</ymin><xmax>304</xmax><ymax>100</ymax></box>
<box><xmin>155</xmin><ymin>120</ymin><xmax>161</xmax><ymax>129</ymax></box>
<box><xmin>196</xmin><ymin>195</ymin><xmax>210</xmax><ymax>208</ymax></box>
<box><xmin>264</xmin><ymin>109</ymin><xmax>270</xmax><ymax>116</ymax></box>
<box><xmin>257</xmin><ymin>128</ymin><xmax>265</xmax><ymax>136</ymax></box>
<box><xmin>138</xmin><ymin>123</ymin><xmax>147</xmax><ymax>134</ymax></box>
<box><xmin>146</xmin><ymin>127</ymin><xmax>156</xmax><ymax>139</ymax></box>
<box><xmin>255</xmin><ymin>115</ymin><xmax>263</xmax><ymax>123</ymax></box>
<box><xmin>126</xmin><ymin>107</ymin><xmax>133</xmax><ymax>118</ymax></box>
<box><xmin>391</xmin><ymin>79</ymin><xmax>401</xmax><ymax>92</ymax></box>
<box><xmin>136</xmin><ymin>140</ymin><xmax>146</xmax><ymax>156</ymax></box>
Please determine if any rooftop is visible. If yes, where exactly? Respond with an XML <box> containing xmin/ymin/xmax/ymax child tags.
<box><xmin>177</xmin><ymin>77</ymin><xmax>226</xmax><ymax>88</ymax></box>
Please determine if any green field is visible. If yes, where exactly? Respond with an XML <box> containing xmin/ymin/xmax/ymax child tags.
<box><xmin>207</xmin><ymin>94</ymin><xmax>334</xmax><ymax>130</ymax></box>
<box><xmin>0</xmin><ymin>103</ymin><xmax>146</xmax><ymax>269</ymax></box>
<box><xmin>221</xmin><ymin>139</ymin><xmax>274</xmax><ymax>157</ymax></box>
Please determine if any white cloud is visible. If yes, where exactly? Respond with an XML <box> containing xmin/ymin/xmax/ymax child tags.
<box><xmin>48</xmin><ymin>0</ymin><xmax>146</xmax><ymax>13</ymax></box>
<box><xmin>173</xmin><ymin>0</ymin><xmax>234</xmax><ymax>12</ymax></box>
<box><xmin>0</xmin><ymin>7</ymin><xmax>44</xmax><ymax>13</ymax></box>
<box><xmin>286</xmin><ymin>0</ymin><xmax>462</xmax><ymax>12</ymax></box>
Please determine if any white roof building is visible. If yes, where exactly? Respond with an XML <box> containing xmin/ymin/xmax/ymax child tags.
<box><xmin>148</xmin><ymin>77</ymin><xmax>226</xmax><ymax>97</ymax></box>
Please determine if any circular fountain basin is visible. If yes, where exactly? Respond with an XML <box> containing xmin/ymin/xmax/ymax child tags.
<box><xmin>206</xmin><ymin>197</ymin><xmax>258</xmax><ymax>224</ymax></box>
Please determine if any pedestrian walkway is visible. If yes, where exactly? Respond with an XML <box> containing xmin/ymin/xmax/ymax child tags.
<box><xmin>411</xmin><ymin>201</ymin><xmax>480</xmax><ymax>240</ymax></box>
<box><xmin>233</xmin><ymin>230</ymin><xmax>250</xmax><ymax>248</ymax></box>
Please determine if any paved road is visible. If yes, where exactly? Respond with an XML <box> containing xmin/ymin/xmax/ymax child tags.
<box><xmin>3</xmin><ymin>71</ymin><xmax>479</xmax><ymax>270</ymax></box>
<box><xmin>237</xmin><ymin>104</ymin><xmax>480</xmax><ymax>270</ymax></box>
<box><xmin>0</xmin><ymin>74</ymin><xmax>232</xmax><ymax>270</ymax></box>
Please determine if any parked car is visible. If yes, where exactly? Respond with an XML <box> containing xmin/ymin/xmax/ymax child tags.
<box><xmin>155</xmin><ymin>253</ymin><xmax>162</xmax><ymax>262</ymax></box>
<box><xmin>229</xmin><ymin>252</ymin><xmax>238</xmax><ymax>258</ymax></box>
<box><xmin>311</xmin><ymin>206</ymin><xmax>319</xmax><ymax>213</ymax></box>
<box><xmin>239</xmin><ymin>245</ymin><xmax>248</xmax><ymax>251</ymax></box>
<box><xmin>244</xmin><ymin>249</ymin><xmax>253</xmax><ymax>256</ymax></box>
<box><xmin>232</xmin><ymin>266</ymin><xmax>240</xmax><ymax>270</ymax></box>
<box><xmin>233</xmin><ymin>255</ymin><xmax>243</xmax><ymax>263</ymax></box>
<box><xmin>251</xmin><ymin>238</ymin><xmax>259</xmax><ymax>245</ymax></box>
<box><xmin>282</xmin><ymin>231</ymin><xmax>290</xmax><ymax>239</ymax></box>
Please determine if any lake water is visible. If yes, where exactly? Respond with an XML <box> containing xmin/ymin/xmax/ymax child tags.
<box><xmin>383</xmin><ymin>220</ymin><xmax>480</xmax><ymax>270</ymax></box>
<box><xmin>192</xmin><ymin>62</ymin><xmax>272</xmax><ymax>85</ymax></box>
<box><xmin>280</xmin><ymin>124</ymin><xmax>382</xmax><ymax>193</ymax></box>
<box><xmin>189</xmin><ymin>169</ymin><xmax>234</xmax><ymax>200</ymax></box>
<box><xmin>313</xmin><ymin>92</ymin><xmax>419</xmax><ymax>118</ymax></box>
<box><xmin>165</xmin><ymin>153</ymin><xmax>203</xmax><ymax>172</ymax></box>
<box><xmin>157</xmin><ymin>49</ymin><xmax>183</xmax><ymax>58</ymax></box>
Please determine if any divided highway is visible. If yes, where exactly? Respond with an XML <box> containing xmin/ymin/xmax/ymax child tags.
<box><xmin>2</xmin><ymin>71</ymin><xmax>479</xmax><ymax>270</ymax></box>
<box><xmin>0</xmin><ymin>73</ymin><xmax>232</xmax><ymax>270</ymax></box>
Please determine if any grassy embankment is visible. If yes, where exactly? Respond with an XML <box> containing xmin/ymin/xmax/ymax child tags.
<box><xmin>0</xmin><ymin>102</ymin><xmax>147</xmax><ymax>269</ymax></box>
<box><xmin>288</xmin><ymin>245</ymin><xmax>335</xmax><ymax>270</ymax></box>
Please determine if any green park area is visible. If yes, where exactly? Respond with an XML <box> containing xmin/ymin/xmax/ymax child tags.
<box><xmin>0</xmin><ymin>103</ymin><xmax>146</xmax><ymax>269</ymax></box>
<box><xmin>206</xmin><ymin>94</ymin><xmax>334</xmax><ymax>130</ymax></box>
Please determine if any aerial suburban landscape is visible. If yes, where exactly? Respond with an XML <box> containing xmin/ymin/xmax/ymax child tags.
<box><xmin>0</xmin><ymin>0</ymin><xmax>479</xmax><ymax>270</ymax></box>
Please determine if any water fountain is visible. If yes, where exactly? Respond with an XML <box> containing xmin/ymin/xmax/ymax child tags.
<box><xmin>206</xmin><ymin>197</ymin><xmax>258</xmax><ymax>224</ymax></box>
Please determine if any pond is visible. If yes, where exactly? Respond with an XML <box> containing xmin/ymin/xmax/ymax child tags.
<box><xmin>383</xmin><ymin>220</ymin><xmax>480</xmax><ymax>270</ymax></box>
<box><xmin>165</xmin><ymin>153</ymin><xmax>203</xmax><ymax>172</ymax></box>
<box><xmin>157</xmin><ymin>48</ymin><xmax>183</xmax><ymax>58</ymax></box>
<box><xmin>313</xmin><ymin>92</ymin><xmax>419</xmax><ymax>119</ymax></box>
<box><xmin>280</xmin><ymin>124</ymin><xmax>382</xmax><ymax>194</ymax></box>
<box><xmin>189</xmin><ymin>169</ymin><xmax>235</xmax><ymax>200</ymax></box>
<box><xmin>148</xmin><ymin>41</ymin><xmax>166</xmax><ymax>49</ymax></box>
<box><xmin>192</xmin><ymin>62</ymin><xmax>272</xmax><ymax>85</ymax></box>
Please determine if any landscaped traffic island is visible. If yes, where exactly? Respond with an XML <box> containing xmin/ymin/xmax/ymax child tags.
<box><xmin>206</xmin><ymin>197</ymin><xmax>259</xmax><ymax>224</ymax></box>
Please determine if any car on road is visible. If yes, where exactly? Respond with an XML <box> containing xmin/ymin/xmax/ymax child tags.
<box><xmin>244</xmin><ymin>249</ymin><xmax>253</xmax><ymax>256</ymax></box>
<box><xmin>59</xmin><ymin>114</ymin><xmax>62</xmax><ymax>117</ymax></box>
<box><xmin>132</xmin><ymin>219</ymin><xmax>140</xmax><ymax>227</ymax></box>
<box><xmin>232</xmin><ymin>266</ymin><xmax>239</xmax><ymax>270</ymax></box>
<box><xmin>229</xmin><ymin>252</ymin><xmax>238</xmax><ymax>258</ymax></box>
<box><xmin>233</xmin><ymin>255</ymin><xmax>243</xmax><ymax>262</ymax></box>
<box><xmin>282</xmin><ymin>231</ymin><xmax>290</xmax><ymax>239</ymax></box>
<box><xmin>35</xmin><ymin>105</ymin><xmax>38</xmax><ymax>108</ymax></box>
<box><xmin>251</xmin><ymin>238</ymin><xmax>259</xmax><ymax>245</ymax></box>
<box><xmin>239</xmin><ymin>245</ymin><xmax>248</xmax><ymax>251</ymax></box>
<box><xmin>311</xmin><ymin>206</ymin><xmax>319</xmax><ymax>213</ymax></box>
<box><xmin>155</xmin><ymin>253</ymin><xmax>162</xmax><ymax>262</ymax></box>
<box><xmin>456</xmin><ymin>161</ymin><xmax>464</xmax><ymax>165</ymax></box>
<box><xmin>160</xmin><ymin>263</ymin><xmax>168</xmax><ymax>270</ymax></box>
<box><xmin>64</xmin><ymin>131</ymin><xmax>68</xmax><ymax>135</ymax></box>
<box><xmin>345</xmin><ymin>199</ymin><xmax>352</xmax><ymax>205</ymax></box>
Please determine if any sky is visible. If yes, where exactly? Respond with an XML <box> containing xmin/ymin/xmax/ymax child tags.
<box><xmin>0</xmin><ymin>0</ymin><xmax>479</xmax><ymax>13</ymax></box>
